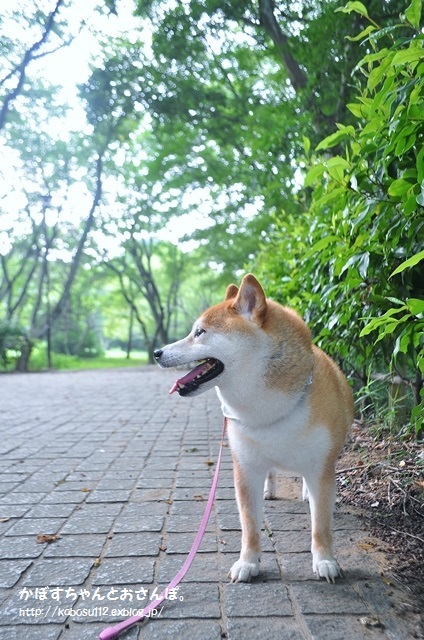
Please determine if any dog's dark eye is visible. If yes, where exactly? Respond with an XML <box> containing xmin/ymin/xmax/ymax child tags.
<box><xmin>194</xmin><ymin>327</ymin><xmax>205</xmax><ymax>338</ymax></box>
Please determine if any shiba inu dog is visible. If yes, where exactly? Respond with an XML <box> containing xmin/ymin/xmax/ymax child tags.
<box><xmin>154</xmin><ymin>274</ymin><xmax>354</xmax><ymax>583</ymax></box>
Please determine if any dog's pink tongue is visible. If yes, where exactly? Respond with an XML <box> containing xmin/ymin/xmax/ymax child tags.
<box><xmin>169</xmin><ymin>363</ymin><xmax>206</xmax><ymax>394</ymax></box>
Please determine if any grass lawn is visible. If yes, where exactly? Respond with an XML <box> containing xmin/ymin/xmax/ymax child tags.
<box><xmin>1</xmin><ymin>348</ymin><xmax>149</xmax><ymax>372</ymax></box>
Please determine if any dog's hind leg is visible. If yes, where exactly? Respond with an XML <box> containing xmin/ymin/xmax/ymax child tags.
<box><xmin>303</xmin><ymin>463</ymin><xmax>342</xmax><ymax>583</ymax></box>
<box><xmin>264</xmin><ymin>468</ymin><xmax>276</xmax><ymax>500</ymax></box>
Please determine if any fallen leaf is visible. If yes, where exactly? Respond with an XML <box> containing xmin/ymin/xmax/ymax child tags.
<box><xmin>80</xmin><ymin>488</ymin><xmax>91</xmax><ymax>492</ymax></box>
<box><xmin>36</xmin><ymin>533</ymin><xmax>61</xmax><ymax>544</ymax></box>
<box><xmin>360</xmin><ymin>616</ymin><xmax>383</xmax><ymax>628</ymax></box>
<box><xmin>93</xmin><ymin>558</ymin><xmax>102</xmax><ymax>568</ymax></box>
<box><xmin>0</xmin><ymin>517</ymin><xmax>11</xmax><ymax>523</ymax></box>
<box><xmin>193</xmin><ymin>495</ymin><xmax>204</xmax><ymax>501</ymax></box>
<box><xmin>204</xmin><ymin>460</ymin><xmax>214</xmax><ymax>466</ymax></box>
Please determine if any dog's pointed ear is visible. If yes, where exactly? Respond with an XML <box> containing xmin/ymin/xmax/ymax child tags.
<box><xmin>225</xmin><ymin>284</ymin><xmax>239</xmax><ymax>301</ymax></box>
<box><xmin>232</xmin><ymin>274</ymin><xmax>267</xmax><ymax>326</ymax></box>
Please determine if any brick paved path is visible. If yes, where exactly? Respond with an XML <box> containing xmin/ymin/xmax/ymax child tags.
<box><xmin>0</xmin><ymin>367</ymin><xmax>414</xmax><ymax>639</ymax></box>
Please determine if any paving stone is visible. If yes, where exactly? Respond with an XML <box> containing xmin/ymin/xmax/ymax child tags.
<box><xmin>304</xmin><ymin>614</ymin><xmax>386</xmax><ymax>639</ymax></box>
<box><xmin>44</xmin><ymin>534</ymin><xmax>106</xmax><ymax>558</ymax></box>
<box><xmin>165</xmin><ymin>532</ymin><xmax>218</xmax><ymax>554</ymax></box>
<box><xmin>0</xmin><ymin>537</ymin><xmax>46</xmax><ymax>560</ymax></box>
<box><xmin>0</xmin><ymin>505</ymin><xmax>30</xmax><ymax>518</ymax></box>
<box><xmin>61</xmin><ymin>515</ymin><xmax>116</xmax><ymax>534</ymax></box>
<box><xmin>131</xmin><ymin>489</ymin><xmax>172</xmax><ymax>502</ymax></box>
<box><xmin>113</xmin><ymin>516</ymin><xmax>164</xmax><ymax>533</ymax></box>
<box><xmin>21</xmin><ymin>558</ymin><xmax>93</xmax><ymax>586</ymax></box>
<box><xmin>265</xmin><ymin>499</ymin><xmax>309</xmax><ymax>515</ymax></box>
<box><xmin>95</xmin><ymin>478</ymin><xmax>137</xmax><ymax>490</ymax></box>
<box><xmin>25</xmin><ymin>504</ymin><xmax>77</xmax><ymax>518</ymax></box>
<box><xmin>121</xmin><ymin>502</ymin><xmax>168</xmax><ymax>518</ymax></box>
<box><xmin>92</xmin><ymin>558</ymin><xmax>155</xmax><ymax>585</ymax></box>
<box><xmin>0</xmin><ymin>368</ymin><xmax>418</xmax><ymax>640</ymax></box>
<box><xmin>278</xmin><ymin>552</ymin><xmax>316</xmax><ymax>581</ymax></box>
<box><xmin>0</xmin><ymin>626</ymin><xmax>62</xmax><ymax>639</ymax></box>
<box><xmin>63</xmin><ymin>622</ymin><xmax>139</xmax><ymax>639</ymax></box>
<box><xmin>265</xmin><ymin>512</ymin><xmax>311</xmax><ymax>531</ymax></box>
<box><xmin>86</xmin><ymin>490</ymin><xmax>132</xmax><ymax>503</ymax></box>
<box><xmin>270</xmin><ymin>530</ymin><xmax>311</xmax><ymax>553</ymax></box>
<box><xmin>0</xmin><ymin>590</ymin><xmax>68</xmax><ymax>624</ymax></box>
<box><xmin>137</xmin><ymin>477</ymin><xmax>173</xmax><ymax>489</ymax></box>
<box><xmin>158</xmin><ymin>583</ymin><xmax>220</xmax><ymax>619</ymax></box>
<box><xmin>218</xmin><ymin>530</ymin><xmax>274</xmax><ymax>553</ymax></box>
<box><xmin>355</xmin><ymin>580</ymin><xmax>396</xmax><ymax>614</ymax></box>
<box><xmin>42</xmin><ymin>491</ymin><xmax>87</xmax><ymax>504</ymax></box>
<box><xmin>291</xmin><ymin>582</ymin><xmax>369</xmax><ymax>615</ymax></box>
<box><xmin>76</xmin><ymin>503</ymin><xmax>123</xmax><ymax>517</ymax></box>
<box><xmin>225</xmin><ymin>581</ymin><xmax>293</xmax><ymax>617</ymax></box>
<box><xmin>105</xmin><ymin>533</ymin><xmax>162</xmax><ymax>557</ymax></box>
<box><xmin>5</xmin><ymin>518</ymin><xmax>65</xmax><ymax>537</ymax></box>
<box><xmin>0</xmin><ymin>492</ymin><xmax>47</xmax><ymax>505</ymax></box>
<box><xmin>166</xmin><ymin>514</ymin><xmax>215</xmax><ymax>534</ymax></box>
<box><xmin>158</xmin><ymin>553</ymin><xmax>220</xmax><ymax>583</ymax></box>
<box><xmin>0</xmin><ymin>560</ymin><xmax>33</xmax><ymax>588</ymax></box>
<box><xmin>227</xmin><ymin>617</ymin><xmax>304</xmax><ymax>640</ymax></box>
<box><xmin>137</xmin><ymin>619</ymin><xmax>222</xmax><ymax>639</ymax></box>
<box><xmin>175</xmin><ymin>476</ymin><xmax>212</xmax><ymax>488</ymax></box>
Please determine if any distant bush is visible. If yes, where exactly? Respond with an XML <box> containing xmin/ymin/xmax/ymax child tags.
<box><xmin>0</xmin><ymin>322</ymin><xmax>28</xmax><ymax>368</ymax></box>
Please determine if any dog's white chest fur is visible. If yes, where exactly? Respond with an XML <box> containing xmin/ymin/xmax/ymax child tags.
<box><xmin>217</xmin><ymin>387</ymin><xmax>331</xmax><ymax>477</ymax></box>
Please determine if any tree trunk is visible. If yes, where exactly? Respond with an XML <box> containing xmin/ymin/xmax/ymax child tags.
<box><xmin>126</xmin><ymin>308</ymin><xmax>134</xmax><ymax>359</ymax></box>
<box><xmin>258</xmin><ymin>0</ymin><xmax>307</xmax><ymax>91</ymax></box>
<box><xmin>15</xmin><ymin>337</ymin><xmax>33</xmax><ymax>372</ymax></box>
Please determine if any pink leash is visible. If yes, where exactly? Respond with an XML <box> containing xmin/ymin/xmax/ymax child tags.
<box><xmin>98</xmin><ymin>418</ymin><xmax>227</xmax><ymax>640</ymax></box>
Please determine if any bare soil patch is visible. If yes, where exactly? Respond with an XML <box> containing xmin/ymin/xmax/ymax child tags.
<box><xmin>336</xmin><ymin>420</ymin><xmax>423</xmax><ymax>620</ymax></box>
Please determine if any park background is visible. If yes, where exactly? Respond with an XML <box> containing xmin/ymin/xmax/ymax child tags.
<box><xmin>0</xmin><ymin>0</ymin><xmax>423</xmax><ymax>439</ymax></box>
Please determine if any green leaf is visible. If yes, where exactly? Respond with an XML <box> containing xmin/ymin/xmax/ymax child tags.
<box><xmin>305</xmin><ymin>235</ymin><xmax>340</xmax><ymax>257</ymax></box>
<box><xmin>302</xmin><ymin>136</ymin><xmax>311</xmax><ymax>154</ymax></box>
<box><xmin>407</xmin><ymin>298</ymin><xmax>424</xmax><ymax>315</ymax></box>
<box><xmin>391</xmin><ymin>49</ymin><xmax>424</xmax><ymax>66</ymax></box>
<box><xmin>335</xmin><ymin>1</ymin><xmax>369</xmax><ymax>17</ymax></box>
<box><xmin>390</xmin><ymin>250</ymin><xmax>424</xmax><ymax>277</ymax></box>
<box><xmin>347</xmin><ymin>103</ymin><xmax>364</xmax><ymax>118</ymax></box>
<box><xmin>316</xmin><ymin>127</ymin><xmax>355</xmax><ymax>151</ymax></box>
<box><xmin>405</xmin><ymin>0</ymin><xmax>422</xmax><ymax>29</ymax></box>
<box><xmin>387</xmin><ymin>178</ymin><xmax>412</xmax><ymax>197</ymax></box>
<box><xmin>304</xmin><ymin>164</ymin><xmax>325</xmax><ymax>187</ymax></box>
<box><xmin>345</xmin><ymin>25</ymin><xmax>376</xmax><ymax>42</ymax></box>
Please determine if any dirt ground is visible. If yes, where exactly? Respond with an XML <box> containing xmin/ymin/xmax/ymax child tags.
<box><xmin>336</xmin><ymin>419</ymin><xmax>423</xmax><ymax>631</ymax></box>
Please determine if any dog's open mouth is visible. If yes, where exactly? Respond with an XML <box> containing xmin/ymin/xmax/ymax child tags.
<box><xmin>169</xmin><ymin>358</ymin><xmax>224</xmax><ymax>396</ymax></box>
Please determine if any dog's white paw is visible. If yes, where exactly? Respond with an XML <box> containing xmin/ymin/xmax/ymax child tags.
<box><xmin>263</xmin><ymin>489</ymin><xmax>275</xmax><ymax>500</ymax></box>
<box><xmin>228</xmin><ymin>559</ymin><xmax>260</xmax><ymax>583</ymax></box>
<box><xmin>313</xmin><ymin>558</ymin><xmax>342</xmax><ymax>583</ymax></box>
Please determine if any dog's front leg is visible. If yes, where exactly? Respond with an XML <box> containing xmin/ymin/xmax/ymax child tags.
<box><xmin>228</xmin><ymin>451</ymin><xmax>265</xmax><ymax>583</ymax></box>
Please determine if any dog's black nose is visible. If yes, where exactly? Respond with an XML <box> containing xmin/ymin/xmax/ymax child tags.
<box><xmin>153</xmin><ymin>349</ymin><xmax>163</xmax><ymax>360</ymax></box>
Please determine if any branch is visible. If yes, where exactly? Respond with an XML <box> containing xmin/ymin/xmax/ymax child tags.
<box><xmin>0</xmin><ymin>0</ymin><xmax>66</xmax><ymax>130</ymax></box>
<box><xmin>104</xmin><ymin>261</ymin><xmax>150</xmax><ymax>342</ymax></box>
<box><xmin>47</xmin><ymin>153</ymin><xmax>103</xmax><ymax>331</ymax></box>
